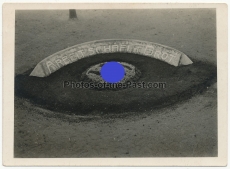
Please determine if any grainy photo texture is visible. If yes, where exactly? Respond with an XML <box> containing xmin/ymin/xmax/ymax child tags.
<box><xmin>14</xmin><ymin>9</ymin><xmax>217</xmax><ymax>158</ymax></box>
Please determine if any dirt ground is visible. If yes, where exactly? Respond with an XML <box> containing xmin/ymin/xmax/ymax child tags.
<box><xmin>14</xmin><ymin>9</ymin><xmax>217</xmax><ymax>157</ymax></box>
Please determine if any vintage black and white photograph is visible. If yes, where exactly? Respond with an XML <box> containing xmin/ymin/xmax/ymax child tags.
<box><xmin>2</xmin><ymin>3</ymin><xmax>228</xmax><ymax>166</ymax></box>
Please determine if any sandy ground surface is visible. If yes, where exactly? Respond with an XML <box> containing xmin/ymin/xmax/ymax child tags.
<box><xmin>14</xmin><ymin>9</ymin><xmax>217</xmax><ymax>157</ymax></box>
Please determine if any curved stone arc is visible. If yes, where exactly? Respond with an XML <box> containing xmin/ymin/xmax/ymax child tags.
<box><xmin>30</xmin><ymin>39</ymin><xmax>193</xmax><ymax>77</ymax></box>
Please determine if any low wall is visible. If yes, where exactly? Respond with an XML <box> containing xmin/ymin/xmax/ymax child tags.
<box><xmin>30</xmin><ymin>39</ymin><xmax>193</xmax><ymax>77</ymax></box>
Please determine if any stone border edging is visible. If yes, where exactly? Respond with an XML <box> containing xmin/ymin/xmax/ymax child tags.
<box><xmin>30</xmin><ymin>39</ymin><xmax>193</xmax><ymax>77</ymax></box>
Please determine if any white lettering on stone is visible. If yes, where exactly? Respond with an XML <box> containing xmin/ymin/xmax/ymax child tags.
<box><xmin>46</xmin><ymin>61</ymin><xmax>58</xmax><ymax>74</ymax></box>
<box><xmin>112</xmin><ymin>45</ymin><xmax>119</xmax><ymax>52</ymax></box>
<box><xmin>78</xmin><ymin>50</ymin><xmax>84</xmax><ymax>58</ymax></box>
<box><xmin>55</xmin><ymin>58</ymin><xmax>65</xmax><ymax>68</ymax></box>
<box><xmin>144</xmin><ymin>46</ymin><xmax>154</xmax><ymax>56</ymax></box>
<box><xmin>161</xmin><ymin>52</ymin><xmax>169</xmax><ymax>60</ymax></box>
<box><xmin>133</xmin><ymin>46</ymin><xmax>142</xmax><ymax>54</ymax></box>
<box><xmin>62</xmin><ymin>55</ymin><xmax>71</xmax><ymax>65</ymax></box>
<box><xmin>120</xmin><ymin>45</ymin><xmax>127</xmax><ymax>52</ymax></box>
<box><xmin>96</xmin><ymin>47</ymin><xmax>101</xmax><ymax>54</ymax></box>
<box><xmin>88</xmin><ymin>48</ymin><xmax>95</xmax><ymax>55</ymax></box>
<box><xmin>168</xmin><ymin>54</ymin><xmax>176</xmax><ymax>63</ymax></box>
<box><xmin>69</xmin><ymin>52</ymin><xmax>79</xmax><ymax>62</ymax></box>
<box><xmin>153</xmin><ymin>51</ymin><xmax>162</xmax><ymax>59</ymax></box>
<box><xmin>30</xmin><ymin>40</ymin><xmax>192</xmax><ymax>77</ymax></box>
<box><xmin>104</xmin><ymin>45</ymin><xmax>111</xmax><ymax>53</ymax></box>
<box><xmin>126</xmin><ymin>45</ymin><xmax>131</xmax><ymax>52</ymax></box>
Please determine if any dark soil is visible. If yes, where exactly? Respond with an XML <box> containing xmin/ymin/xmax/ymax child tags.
<box><xmin>15</xmin><ymin>52</ymin><xmax>216</xmax><ymax>115</ymax></box>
